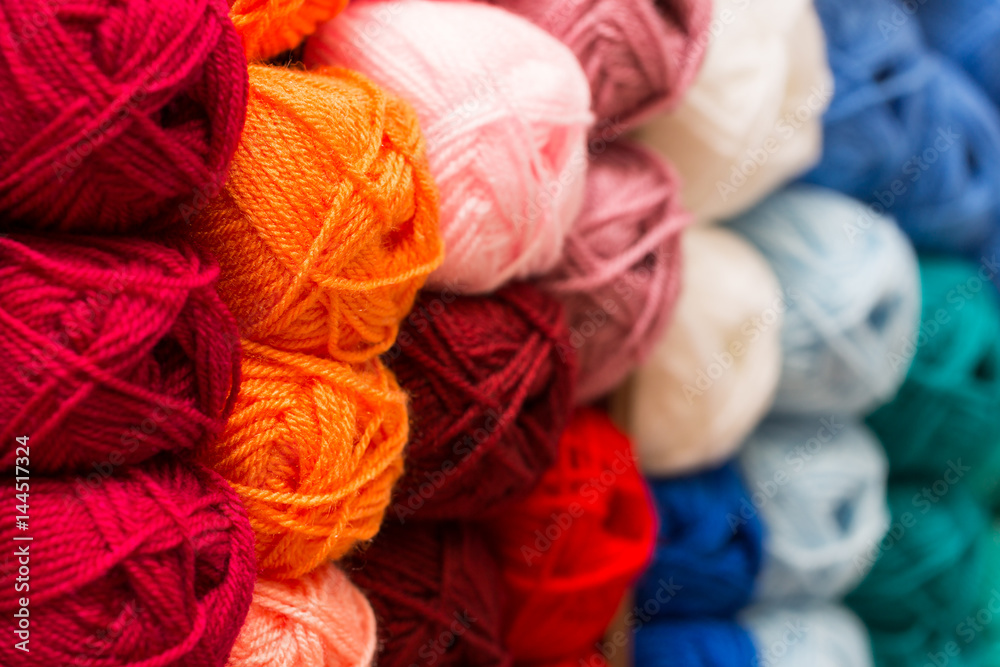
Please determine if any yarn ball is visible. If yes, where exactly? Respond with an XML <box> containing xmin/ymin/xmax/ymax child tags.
<box><xmin>805</xmin><ymin>0</ymin><xmax>1000</xmax><ymax>257</ymax></box>
<box><xmin>227</xmin><ymin>564</ymin><xmax>377</xmax><ymax>667</ymax></box>
<box><xmin>0</xmin><ymin>457</ymin><xmax>256</xmax><ymax>667</ymax></box>
<box><xmin>385</xmin><ymin>283</ymin><xmax>574</xmax><ymax>522</ymax></box>
<box><xmin>741</xmin><ymin>603</ymin><xmax>874</xmax><ymax>667</ymax></box>
<box><xmin>738</xmin><ymin>417</ymin><xmax>889</xmax><ymax>602</ymax></box>
<box><xmin>867</xmin><ymin>257</ymin><xmax>1000</xmax><ymax>501</ymax></box>
<box><xmin>347</xmin><ymin>521</ymin><xmax>510</xmax><ymax>667</ymax></box>
<box><xmin>228</xmin><ymin>0</ymin><xmax>348</xmax><ymax>61</ymax></box>
<box><xmin>306</xmin><ymin>0</ymin><xmax>592</xmax><ymax>294</ymax></box>
<box><xmin>915</xmin><ymin>0</ymin><xmax>1000</xmax><ymax>108</ymax></box>
<box><xmin>488</xmin><ymin>408</ymin><xmax>655</xmax><ymax>663</ymax></box>
<box><xmin>847</xmin><ymin>482</ymin><xmax>988</xmax><ymax>667</ymax></box>
<box><xmin>635</xmin><ymin>0</ymin><xmax>833</xmax><ymax>223</ymax></box>
<box><xmin>196</xmin><ymin>339</ymin><xmax>408</xmax><ymax>580</ymax></box>
<box><xmin>0</xmin><ymin>0</ymin><xmax>247</xmax><ymax>233</ymax></box>
<box><xmin>189</xmin><ymin>64</ymin><xmax>443</xmax><ymax>362</ymax></box>
<box><xmin>623</xmin><ymin>226</ymin><xmax>782</xmax><ymax>476</ymax></box>
<box><xmin>727</xmin><ymin>185</ymin><xmax>921</xmax><ymax>416</ymax></box>
<box><xmin>0</xmin><ymin>234</ymin><xmax>239</xmax><ymax>474</ymax></box>
<box><xmin>634</xmin><ymin>619</ymin><xmax>757</xmax><ymax>667</ymax></box>
<box><xmin>484</xmin><ymin>0</ymin><xmax>711</xmax><ymax>134</ymax></box>
<box><xmin>540</xmin><ymin>140</ymin><xmax>686</xmax><ymax>404</ymax></box>
<box><xmin>636</xmin><ymin>462</ymin><xmax>763</xmax><ymax>619</ymax></box>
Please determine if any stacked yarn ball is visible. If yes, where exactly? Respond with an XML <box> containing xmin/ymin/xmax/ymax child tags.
<box><xmin>636</xmin><ymin>463</ymin><xmax>763</xmax><ymax>619</ymax></box>
<box><xmin>727</xmin><ymin>185</ymin><xmax>921</xmax><ymax>416</ymax></box>
<box><xmin>635</xmin><ymin>619</ymin><xmax>757</xmax><ymax>667</ymax></box>
<box><xmin>227</xmin><ymin>564</ymin><xmax>377</xmax><ymax>667</ymax></box>
<box><xmin>305</xmin><ymin>0</ymin><xmax>592</xmax><ymax>294</ymax></box>
<box><xmin>488</xmin><ymin>408</ymin><xmax>655</xmax><ymax>663</ymax></box>
<box><xmin>0</xmin><ymin>457</ymin><xmax>256</xmax><ymax>667</ymax></box>
<box><xmin>0</xmin><ymin>234</ymin><xmax>240</xmax><ymax>472</ymax></box>
<box><xmin>227</xmin><ymin>0</ymin><xmax>349</xmax><ymax>61</ymax></box>
<box><xmin>484</xmin><ymin>0</ymin><xmax>712</xmax><ymax>134</ymax></box>
<box><xmin>624</xmin><ymin>226</ymin><xmax>783</xmax><ymax>476</ymax></box>
<box><xmin>867</xmin><ymin>256</ymin><xmax>1000</xmax><ymax>499</ymax></box>
<box><xmin>540</xmin><ymin>140</ymin><xmax>686</xmax><ymax>403</ymax></box>
<box><xmin>385</xmin><ymin>283</ymin><xmax>573</xmax><ymax>521</ymax></box>
<box><xmin>740</xmin><ymin>603</ymin><xmax>874</xmax><ymax>667</ymax></box>
<box><xmin>635</xmin><ymin>0</ymin><xmax>833</xmax><ymax>222</ymax></box>
<box><xmin>196</xmin><ymin>340</ymin><xmax>408</xmax><ymax>580</ymax></box>
<box><xmin>189</xmin><ymin>64</ymin><xmax>443</xmax><ymax>361</ymax></box>
<box><xmin>738</xmin><ymin>417</ymin><xmax>889</xmax><ymax>601</ymax></box>
<box><xmin>916</xmin><ymin>0</ymin><xmax>1000</xmax><ymax>108</ymax></box>
<box><xmin>348</xmin><ymin>521</ymin><xmax>510</xmax><ymax>667</ymax></box>
<box><xmin>0</xmin><ymin>0</ymin><xmax>248</xmax><ymax>232</ymax></box>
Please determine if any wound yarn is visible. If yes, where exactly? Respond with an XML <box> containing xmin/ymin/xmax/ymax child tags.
<box><xmin>0</xmin><ymin>0</ymin><xmax>247</xmax><ymax>233</ymax></box>
<box><xmin>305</xmin><ymin>0</ymin><xmax>592</xmax><ymax>294</ymax></box>
<box><xmin>636</xmin><ymin>463</ymin><xmax>763</xmax><ymax>619</ymax></box>
<box><xmin>487</xmin><ymin>408</ymin><xmax>655</xmax><ymax>664</ymax></box>
<box><xmin>623</xmin><ymin>226</ymin><xmax>783</xmax><ymax>476</ymax></box>
<box><xmin>634</xmin><ymin>0</ymin><xmax>833</xmax><ymax>223</ymax></box>
<box><xmin>385</xmin><ymin>283</ymin><xmax>574</xmax><ymax>522</ymax></box>
<box><xmin>740</xmin><ymin>603</ymin><xmax>874</xmax><ymax>667</ymax></box>
<box><xmin>540</xmin><ymin>140</ymin><xmax>686</xmax><ymax>404</ymax></box>
<box><xmin>915</xmin><ymin>0</ymin><xmax>1000</xmax><ymax>108</ymax></box>
<box><xmin>0</xmin><ymin>457</ymin><xmax>256</xmax><ymax>667</ymax></box>
<box><xmin>806</xmin><ymin>0</ymin><xmax>1000</xmax><ymax>258</ymax></box>
<box><xmin>228</xmin><ymin>0</ymin><xmax>348</xmax><ymax>61</ymax></box>
<box><xmin>635</xmin><ymin>619</ymin><xmax>758</xmax><ymax>667</ymax></box>
<box><xmin>227</xmin><ymin>564</ymin><xmax>377</xmax><ymax>667</ymax></box>
<box><xmin>189</xmin><ymin>64</ymin><xmax>442</xmax><ymax>362</ymax></box>
<box><xmin>0</xmin><ymin>234</ymin><xmax>239</xmax><ymax>474</ymax></box>
<box><xmin>727</xmin><ymin>185</ymin><xmax>921</xmax><ymax>416</ymax></box>
<box><xmin>484</xmin><ymin>0</ymin><xmax>711</xmax><ymax>134</ymax></box>
<box><xmin>196</xmin><ymin>339</ymin><xmax>408</xmax><ymax>580</ymax></box>
<box><xmin>738</xmin><ymin>417</ymin><xmax>890</xmax><ymax>601</ymax></box>
<box><xmin>347</xmin><ymin>521</ymin><xmax>510</xmax><ymax>667</ymax></box>
<box><xmin>866</xmin><ymin>257</ymin><xmax>1000</xmax><ymax>503</ymax></box>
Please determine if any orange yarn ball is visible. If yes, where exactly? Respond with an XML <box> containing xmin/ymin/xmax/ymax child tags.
<box><xmin>228</xmin><ymin>564</ymin><xmax>377</xmax><ymax>667</ymax></box>
<box><xmin>190</xmin><ymin>64</ymin><xmax>442</xmax><ymax>363</ymax></box>
<box><xmin>196</xmin><ymin>339</ymin><xmax>408</xmax><ymax>579</ymax></box>
<box><xmin>229</xmin><ymin>0</ymin><xmax>349</xmax><ymax>61</ymax></box>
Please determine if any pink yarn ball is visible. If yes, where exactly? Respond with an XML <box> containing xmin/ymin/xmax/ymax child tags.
<box><xmin>542</xmin><ymin>140</ymin><xmax>688</xmax><ymax>403</ymax></box>
<box><xmin>485</xmin><ymin>0</ymin><xmax>712</xmax><ymax>135</ymax></box>
<box><xmin>305</xmin><ymin>0</ymin><xmax>592</xmax><ymax>294</ymax></box>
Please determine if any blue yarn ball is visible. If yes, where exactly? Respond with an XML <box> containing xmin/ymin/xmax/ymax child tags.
<box><xmin>636</xmin><ymin>463</ymin><xmax>763</xmax><ymax>619</ymax></box>
<box><xmin>726</xmin><ymin>185</ymin><xmax>920</xmax><ymax>416</ymax></box>
<box><xmin>741</xmin><ymin>603</ymin><xmax>874</xmax><ymax>667</ymax></box>
<box><xmin>806</xmin><ymin>0</ymin><xmax>1000</xmax><ymax>257</ymax></box>
<box><xmin>635</xmin><ymin>619</ymin><xmax>757</xmax><ymax>667</ymax></box>
<box><xmin>915</xmin><ymin>0</ymin><xmax>1000</xmax><ymax>108</ymax></box>
<box><xmin>738</xmin><ymin>416</ymin><xmax>889</xmax><ymax>601</ymax></box>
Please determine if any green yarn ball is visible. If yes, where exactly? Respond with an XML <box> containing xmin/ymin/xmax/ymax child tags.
<box><xmin>847</xmin><ymin>482</ymin><xmax>988</xmax><ymax>667</ymax></box>
<box><xmin>866</xmin><ymin>256</ymin><xmax>1000</xmax><ymax>503</ymax></box>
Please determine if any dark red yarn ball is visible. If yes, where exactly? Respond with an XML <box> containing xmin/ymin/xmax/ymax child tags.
<box><xmin>348</xmin><ymin>521</ymin><xmax>512</xmax><ymax>667</ymax></box>
<box><xmin>0</xmin><ymin>0</ymin><xmax>248</xmax><ymax>232</ymax></box>
<box><xmin>487</xmin><ymin>408</ymin><xmax>656</xmax><ymax>664</ymax></box>
<box><xmin>0</xmin><ymin>456</ymin><xmax>256</xmax><ymax>667</ymax></box>
<box><xmin>0</xmin><ymin>234</ymin><xmax>240</xmax><ymax>474</ymax></box>
<box><xmin>384</xmin><ymin>283</ymin><xmax>576</xmax><ymax>522</ymax></box>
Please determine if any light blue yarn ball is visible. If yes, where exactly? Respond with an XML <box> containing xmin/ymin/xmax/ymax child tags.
<box><xmin>738</xmin><ymin>416</ymin><xmax>890</xmax><ymax>601</ymax></box>
<box><xmin>741</xmin><ymin>603</ymin><xmax>874</xmax><ymax>667</ymax></box>
<box><xmin>726</xmin><ymin>185</ymin><xmax>921</xmax><ymax>415</ymax></box>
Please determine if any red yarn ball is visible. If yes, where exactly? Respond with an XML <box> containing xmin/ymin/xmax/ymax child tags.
<box><xmin>348</xmin><ymin>521</ymin><xmax>512</xmax><ymax>667</ymax></box>
<box><xmin>0</xmin><ymin>0</ymin><xmax>248</xmax><ymax>232</ymax></box>
<box><xmin>487</xmin><ymin>408</ymin><xmax>656</xmax><ymax>664</ymax></box>
<box><xmin>0</xmin><ymin>235</ymin><xmax>240</xmax><ymax>473</ymax></box>
<box><xmin>384</xmin><ymin>283</ymin><xmax>575</xmax><ymax>521</ymax></box>
<box><xmin>0</xmin><ymin>457</ymin><xmax>256</xmax><ymax>666</ymax></box>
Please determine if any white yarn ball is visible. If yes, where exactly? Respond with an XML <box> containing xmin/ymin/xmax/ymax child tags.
<box><xmin>741</xmin><ymin>603</ymin><xmax>875</xmax><ymax>667</ymax></box>
<box><xmin>624</xmin><ymin>226</ymin><xmax>783</xmax><ymax>476</ymax></box>
<box><xmin>634</xmin><ymin>0</ymin><xmax>833</xmax><ymax>223</ymax></box>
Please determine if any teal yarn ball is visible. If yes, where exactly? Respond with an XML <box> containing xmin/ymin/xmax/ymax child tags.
<box><xmin>726</xmin><ymin>185</ymin><xmax>920</xmax><ymax>416</ymax></box>
<box><xmin>866</xmin><ymin>256</ymin><xmax>1000</xmax><ymax>503</ymax></box>
<box><xmin>738</xmin><ymin>416</ymin><xmax>889</xmax><ymax>601</ymax></box>
<box><xmin>847</xmin><ymin>482</ymin><xmax>988</xmax><ymax>667</ymax></box>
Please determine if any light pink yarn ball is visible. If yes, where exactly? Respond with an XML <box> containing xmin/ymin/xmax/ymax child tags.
<box><xmin>305</xmin><ymin>0</ymin><xmax>593</xmax><ymax>294</ymax></box>
<box><xmin>227</xmin><ymin>565</ymin><xmax>377</xmax><ymax>667</ymax></box>
<box><xmin>542</xmin><ymin>140</ymin><xmax>688</xmax><ymax>404</ymax></box>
